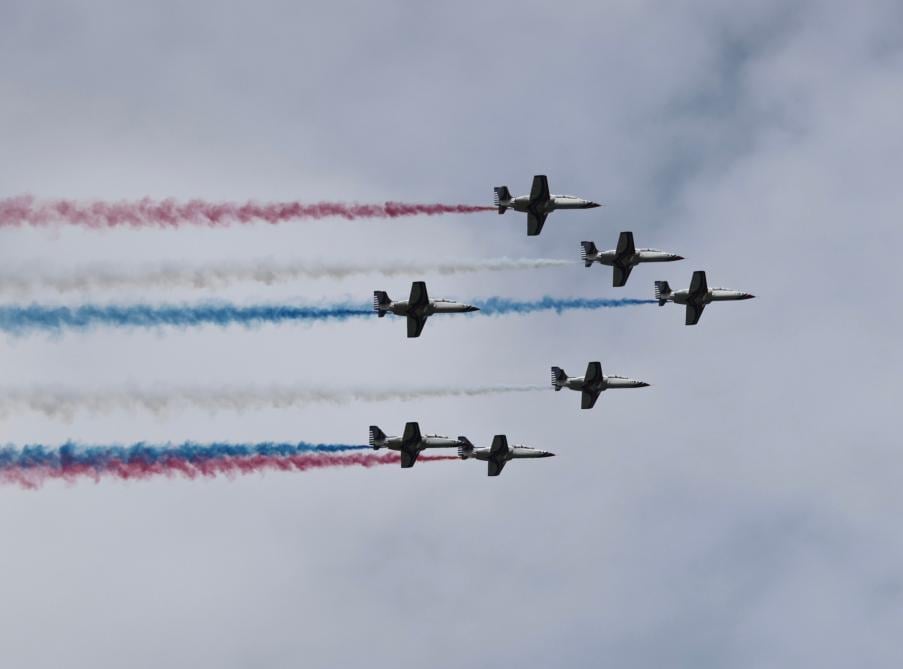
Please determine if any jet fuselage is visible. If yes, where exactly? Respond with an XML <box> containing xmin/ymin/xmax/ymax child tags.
<box><xmin>384</xmin><ymin>298</ymin><xmax>478</xmax><ymax>316</ymax></box>
<box><xmin>375</xmin><ymin>434</ymin><xmax>461</xmax><ymax>451</ymax></box>
<box><xmin>588</xmin><ymin>248</ymin><xmax>683</xmax><ymax>267</ymax></box>
<box><xmin>503</xmin><ymin>194</ymin><xmax>600</xmax><ymax>213</ymax></box>
<box><xmin>561</xmin><ymin>375</ymin><xmax>649</xmax><ymax>392</ymax></box>
<box><xmin>463</xmin><ymin>445</ymin><xmax>554</xmax><ymax>462</ymax></box>
<box><xmin>666</xmin><ymin>288</ymin><xmax>755</xmax><ymax>306</ymax></box>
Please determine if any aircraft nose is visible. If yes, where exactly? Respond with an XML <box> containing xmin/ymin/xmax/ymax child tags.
<box><xmin>587</xmin><ymin>201</ymin><xmax>602</xmax><ymax>208</ymax></box>
<box><xmin>466</xmin><ymin>305</ymin><xmax>480</xmax><ymax>312</ymax></box>
<box><xmin>637</xmin><ymin>381</ymin><xmax>650</xmax><ymax>387</ymax></box>
<box><xmin>673</xmin><ymin>255</ymin><xmax>685</xmax><ymax>261</ymax></box>
<box><xmin>744</xmin><ymin>293</ymin><xmax>756</xmax><ymax>299</ymax></box>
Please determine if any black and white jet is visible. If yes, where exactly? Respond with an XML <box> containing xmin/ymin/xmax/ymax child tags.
<box><xmin>374</xmin><ymin>280</ymin><xmax>479</xmax><ymax>338</ymax></box>
<box><xmin>655</xmin><ymin>270</ymin><xmax>755</xmax><ymax>325</ymax></box>
<box><xmin>369</xmin><ymin>422</ymin><xmax>461</xmax><ymax>468</ymax></box>
<box><xmin>493</xmin><ymin>174</ymin><xmax>601</xmax><ymax>236</ymax></box>
<box><xmin>457</xmin><ymin>434</ymin><xmax>554</xmax><ymax>477</ymax></box>
<box><xmin>581</xmin><ymin>231</ymin><xmax>683</xmax><ymax>287</ymax></box>
<box><xmin>551</xmin><ymin>362</ymin><xmax>650</xmax><ymax>410</ymax></box>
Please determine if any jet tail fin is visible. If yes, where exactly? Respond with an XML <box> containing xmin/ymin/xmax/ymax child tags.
<box><xmin>493</xmin><ymin>186</ymin><xmax>511</xmax><ymax>214</ymax></box>
<box><xmin>373</xmin><ymin>291</ymin><xmax>391</xmax><ymax>317</ymax></box>
<box><xmin>654</xmin><ymin>281</ymin><xmax>671</xmax><ymax>306</ymax></box>
<box><xmin>368</xmin><ymin>425</ymin><xmax>386</xmax><ymax>449</ymax></box>
<box><xmin>551</xmin><ymin>366</ymin><xmax>567</xmax><ymax>391</ymax></box>
<box><xmin>457</xmin><ymin>436</ymin><xmax>474</xmax><ymax>459</ymax></box>
<box><xmin>580</xmin><ymin>241</ymin><xmax>598</xmax><ymax>268</ymax></box>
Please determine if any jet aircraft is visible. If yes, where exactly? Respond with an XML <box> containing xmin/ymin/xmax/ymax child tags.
<box><xmin>581</xmin><ymin>231</ymin><xmax>683</xmax><ymax>287</ymax></box>
<box><xmin>373</xmin><ymin>281</ymin><xmax>479</xmax><ymax>338</ymax></box>
<box><xmin>369</xmin><ymin>422</ymin><xmax>461</xmax><ymax>468</ymax></box>
<box><xmin>457</xmin><ymin>435</ymin><xmax>554</xmax><ymax>477</ymax></box>
<box><xmin>655</xmin><ymin>271</ymin><xmax>754</xmax><ymax>325</ymax></box>
<box><xmin>493</xmin><ymin>174</ymin><xmax>600</xmax><ymax>236</ymax></box>
<box><xmin>551</xmin><ymin>362</ymin><xmax>649</xmax><ymax>409</ymax></box>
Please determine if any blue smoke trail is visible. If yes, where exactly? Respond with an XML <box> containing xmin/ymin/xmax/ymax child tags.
<box><xmin>0</xmin><ymin>296</ymin><xmax>654</xmax><ymax>335</ymax></box>
<box><xmin>473</xmin><ymin>296</ymin><xmax>656</xmax><ymax>315</ymax></box>
<box><xmin>0</xmin><ymin>303</ymin><xmax>373</xmax><ymax>334</ymax></box>
<box><xmin>0</xmin><ymin>441</ymin><xmax>368</xmax><ymax>470</ymax></box>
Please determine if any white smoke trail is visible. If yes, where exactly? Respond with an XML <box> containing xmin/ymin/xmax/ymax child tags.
<box><xmin>0</xmin><ymin>385</ymin><xmax>546</xmax><ymax>421</ymax></box>
<box><xmin>0</xmin><ymin>258</ymin><xmax>574</xmax><ymax>296</ymax></box>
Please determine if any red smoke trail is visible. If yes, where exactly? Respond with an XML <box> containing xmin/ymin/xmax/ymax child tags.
<box><xmin>0</xmin><ymin>196</ymin><xmax>494</xmax><ymax>228</ymax></box>
<box><xmin>0</xmin><ymin>452</ymin><xmax>457</xmax><ymax>490</ymax></box>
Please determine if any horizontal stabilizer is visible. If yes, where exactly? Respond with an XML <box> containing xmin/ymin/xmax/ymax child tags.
<box><xmin>493</xmin><ymin>186</ymin><xmax>511</xmax><ymax>214</ymax></box>
<box><xmin>368</xmin><ymin>425</ymin><xmax>386</xmax><ymax>449</ymax></box>
<box><xmin>373</xmin><ymin>291</ymin><xmax>391</xmax><ymax>316</ymax></box>
<box><xmin>654</xmin><ymin>281</ymin><xmax>671</xmax><ymax>306</ymax></box>
<box><xmin>580</xmin><ymin>241</ymin><xmax>597</xmax><ymax>267</ymax></box>
<box><xmin>551</xmin><ymin>366</ymin><xmax>567</xmax><ymax>390</ymax></box>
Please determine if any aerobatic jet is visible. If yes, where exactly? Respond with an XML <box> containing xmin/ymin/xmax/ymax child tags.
<box><xmin>581</xmin><ymin>231</ymin><xmax>683</xmax><ymax>287</ymax></box>
<box><xmin>457</xmin><ymin>435</ymin><xmax>554</xmax><ymax>477</ymax></box>
<box><xmin>373</xmin><ymin>281</ymin><xmax>479</xmax><ymax>338</ymax></box>
<box><xmin>551</xmin><ymin>362</ymin><xmax>649</xmax><ymax>410</ymax></box>
<box><xmin>655</xmin><ymin>271</ymin><xmax>754</xmax><ymax>325</ymax></box>
<box><xmin>369</xmin><ymin>422</ymin><xmax>461</xmax><ymax>468</ymax></box>
<box><xmin>493</xmin><ymin>174</ymin><xmax>601</xmax><ymax>236</ymax></box>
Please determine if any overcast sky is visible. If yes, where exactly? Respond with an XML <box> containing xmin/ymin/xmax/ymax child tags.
<box><xmin>1</xmin><ymin>1</ymin><xmax>902</xmax><ymax>667</ymax></box>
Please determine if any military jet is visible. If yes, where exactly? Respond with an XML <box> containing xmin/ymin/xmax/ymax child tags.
<box><xmin>493</xmin><ymin>174</ymin><xmax>601</xmax><ymax>236</ymax></box>
<box><xmin>655</xmin><ymin>270</ymin><xmax>754</xmax><ymax>325</ymax></box>
<box><xmin>581</xmin><ymin>231</ymin><xmax>683</xmax><ymax>287</ymax></box>
<box><xmin>551</xmin><ymin>362</ymin><xmax>649</xmax><ymax>410</ymax></box>
<box><xmin>457</xmin><ymin>435</ymin><xmax>554</xmax><ymax>477</ymax></box>
<box><xmin>373</xmin><ymin>280</ymin><xmax>479</xmax><ymax>338</ymax></box>
<box><xmin>369</xmin><ymin>422</ymin><xmax>461</xmax><ymax>468</ymax></box>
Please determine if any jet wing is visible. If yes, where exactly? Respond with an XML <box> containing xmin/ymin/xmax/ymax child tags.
<box><xmin>527</xmin><ymin>211</ymin><xmax>548</xmax><ymax>236</ymax></box>
<box><xmin>584</xmin><ymin>361</ymin><xmax>603</xmax><ymax>385</ymax></box>
<box><xmin>409</xmin><ymin>281</ymin><xmax>429</xmax><ymax>310</ymax></box>
<box><xmin>488</xmin><ymin>435</ymin><xmax>509</xmax><ymax>477</ymax></box>
<box><xmin>400</xmin><ymin>449</ymin><xmax>419</xmax><ymax>469</ymax></box>
<box><xmin>402</xmin><ymin>421</ymin><xmax>421</xmax><ymax>448</ymax></box>
<box><xmin>581</xmin><ymin>389</ymin><xmax>601</xmax><ymax>410</ymax></box>
<box><xmin>529</xmin><ymin>175</ymin><xmax>551</xmax><ymax>206</ymax></box>
<box><xmin>615</xmin><ymin>231</ymin><xmax>636</xmax><ymax>259</ymax></box>
<box><xmin>688</xmin><ymin>271</ymin><xmax>708</xmax><ymax>300</ymax></box>
<box><xmin>489</xmin><ymin>435</ymin><xmax>509</xmax><ymax>457</ymax></box>
<box><xmin>685</xmin><ymin>303</ymin><xmax>706</xmax><ymax>326</ymax></box>
<box><xmin>399</xmin><ymin>421</ymin><xmax>422</xmax><ymax>468</ymax></box>
<box><xmin>406</xmin><ymin>314</ymin><xmax>429</xmax><ymax>338</ymax></box>
<box><xmin>612</xmin><ymin>264</ymin><xmax>633</xmax><ymax>288</ymax></box>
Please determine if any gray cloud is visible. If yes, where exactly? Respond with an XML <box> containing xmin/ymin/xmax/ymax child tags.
<box><xmin>1</xmin><ymin>1</ymin><xmax>902</xmax><ymax>668</ymax></box>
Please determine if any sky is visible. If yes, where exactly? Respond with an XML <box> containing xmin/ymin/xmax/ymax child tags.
<box><xmin>1</xmin><ymin>1</ymin><xmax>902</xmax><ymax>667</ymax></box>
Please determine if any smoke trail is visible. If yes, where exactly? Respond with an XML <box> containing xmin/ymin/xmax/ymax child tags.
<box><xmin>0</xmin><ymin>385</ymin><xmax>546</xmax><ymax>420</ymax></box>
<box><xmin>0</xmin><ymin>441</ymin><xmax>456</xmax><ymax>489</ymax></box>
<box><xmin>0</xmin><ymin>258</ymin><xmax>575</xmax><ymax>296</ymax></box>
<box><xmin>0</xmin><ymin>302</ymin><xmax>372</xmax><ymax>334</ymax></box>
<box><xmin>0</xmin><ymin>195</ymin><xmax>493</xmax><ymax>228</ymax></box>
<box><xmin>0</xmin><ymin>296</ymin><xmax>654</xmax><ymax>335</ymax></box>
<box><xmin>474</xmin><ymin>296</ymin><xmax>657</xmax><ymax>315</ymax></box>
